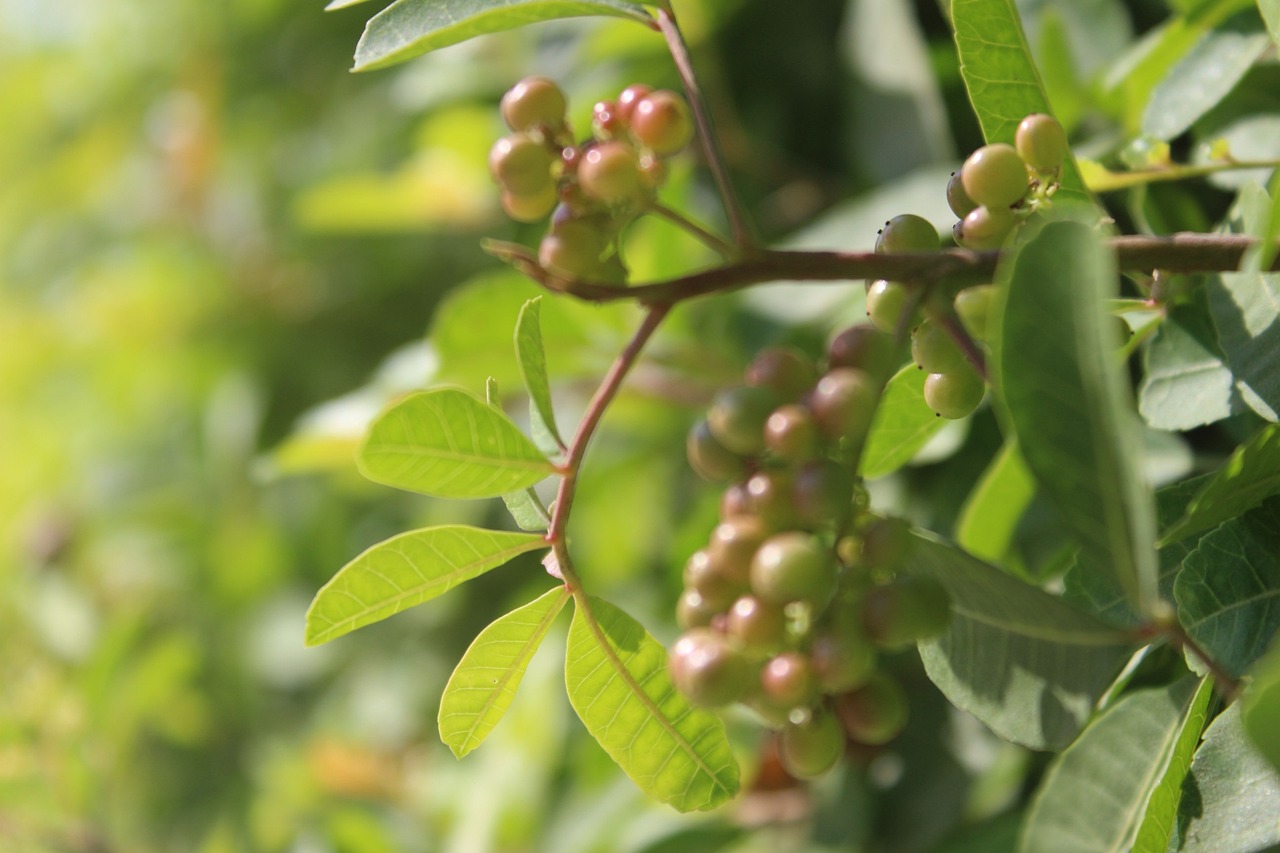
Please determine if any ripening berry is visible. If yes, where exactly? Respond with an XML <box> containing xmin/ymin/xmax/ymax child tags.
<box><xmin>538</xmin><ymin>216</ymin><xmax>612</xmax><ymax>279</ymax></box>
<box><xmin>946</xmin><ymin>170</ymin><xmax>978</xmax><ymax>218</ymax></box>
<box><xmin>791</xmin><ymin>461</ymin><xmax>853</xmax><ymax>530</ymax></box>
<box><xmin>1015</xmin><ymin>113</ymin><xmax>1068</xmax><ymax>172</ymax></box>
<box><xmin>760</xmin><ymin>652</ymin><xmax>817</xmax><ymax>708</ymax></box>
<box><xmin>835</xmin><ymin>673</ymin><xmax>908</xmax><ymax>745</ymax></box>
<box><xmin>810</xmin><ymin>367</ymin><xmax>878</xmax><ymax>447</ymax></box>
<box><xmin>726</xmin><ymin>595</ymin><xmax>788</xmax><ymax>655</ymax></box>
<box><xmin>875</xmin><ymin>214</ymin><xmax>940</xmax><ymax>253</ymax></box>
<box><xmin>923</xmin><ymin>368</ymin><xmax>984</xmax><ymax>419</ymax></box>
<box><xmin>616</xmin><ymin>83</ymin><xmax>653</xmax><ymax>123</ymax></box>
<box><xmin>720</xmin><ymin>483</ymin><xmax>754</xmax><ymax>519</ymax></box>
<box><xmin>687</xmin><ymin>419</ymin><xmax>749</xmax><ymax>483</ymax></box>
<box><xmin>707</xmin><ymin>384</ymin><xmax>783</xmax><ymax>456</ymax></box>
<box><xmin>911</xmin><ymin>321</ymin><xmax>968</xmax><ymax>375</ymax></box>
<box><xmin>858</xmin><ymin>516</ymin><xmax>910</xmax><ymax>569</ymax></box>
<box><xmin>953</xmin><ymin>284</ymin><xmax>995</xmax><ymax>341</ymax></box>
<box><xmin>668</xmin><ymin>629</ymin><xmax>752</xmax><ymax>708</ymax></box>
<box><xmin>957</xmin><ymin>205</ymin><xmax>1016</xmax><ymax>250</ymax></box>
<box><xmin>501</xmin><ymin>76</ymin><xmax>568</xmax><ymax>132</ymax></box>
<box><xmin>489</xmin><ymin>134</ymin><xmax>556</xmax><ymax>195</ymax></box>
<box><xmin>750</xmin><ymin>532</ymin><xmax>838</xmax><ymax>607</ymax></box>
<box><xmin>631</xmin><ymin>90</ymin><xmax>694</xmax><ymax>156</ymax></box>
<box><xmin>780</xmin><ymin>708</ymin><xmax>845</xmax><ymax>778</ymax></box>
<box><xmin>861</xmin><ymin>576</ymin><xmax>951</xmax><ymax>648</ymax></box>
<box><xmin>592</xmin><ymin>99</ymin><xmax>624</xmax><ymax>139</ymax></box>
<box><xmin>764</xmin><ymin>404</ymin><xmax>822</xmax><ymax>463</ymax></box>
<box><xmin>810</xmin><ymin>622</ymin><xmax>876</xmax><ymax>693</ymax></box>
<box><xmin>961</xmin><ymin>143</ymin><xmax>1029</xmax><ymax>209</ymax></box>
<box><xmin>578</xmin><ymin>140</ymin><xmax>647</xmax><ymax>206</ymax></box>
<box><xmin>501</xmin><ymin>186</ymin><xmax>558</xmax><ymax>223</ymax></box>
<box><xmin>683</xmin><ymin>549</ymin><xmax>743</xmax><ymax>610</ymax></box>
<box><xmin>865</xmin><ymin>280</ymin><xmax>913</xmax><ymax>333</ymax></box>
<box><xmin>746</xmin><ymin>469</ymin><xmax>800</xmax><ymax>530</ymax></box>
<box><xmin>746</xmin><ymin>346</ymin><xmax>819</xmax><ymax>400</ymax></box>
<box><xmin>827</xmin><ymin>324</ymin><xmax>898</xmax><ymax>381</ymax></box>
<box><xmin>676</xmin><ymin>589</ymin><xmax>718</xmax><ymax>630</ymax></box>
<box><xmin>707</xmin><ymin>516</ymin><xmax>771</xmax><ymax>585</ymax></box>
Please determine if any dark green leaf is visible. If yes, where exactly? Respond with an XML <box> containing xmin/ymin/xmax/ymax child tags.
<box><xmin>305</xmin><ymin>526</ymin><xmax>548</xmax><ymax>645</ymax></box>
<box><xmin>515</xmin><ymin>297</ymin><xmax>565</xmax><ymax>451</ymax></box>
<box><xmin>1132</xmin><ymin>678</ymin><xmax>1214</xmax><ymax>853</ymax></box>
<box><xmin>1160</xmin><ymin>424</ymin><xmax>1280</xmax><ymax>545</ymax></box>
<box><xmin>354</xmin><ymin>0</ymin><xmax>653</xmax><ymax>72</ymax></box>
<box><xmin>438</xmin><ymin>586</ymin><xmax>569</xmax><ymax>758</ymax></box>
<box><xmin>950</xmin><ymin>0</ymin><xmax>1091</xmax><ymax>203</ymax></box>
<box><xmin>1020</xmin><ymin>678</ymin><xmax>1202</xmax><ymax>852</ymax></box>
<box><xmin>1142</xmin><ymin>11</ymin><xmax>1270</xmax><ymax>141</ymax></box>
<box><xmin>955</xmin><ymin>439</ymin><xmax>1035</xmax><ymax>564</ymax></box>
<box><xmin>862</xmin><ymin>365</ymin><xmax>948</xmax><ymax>479</ymax></box>
<box><xmin>995</xmin><ymin>218</ymin><xmax>1158</xmax><ymax>613</ymax></box>
<box><xmin>1175</xmin><ymin>703</ymin><xmax>1280</xmax><ymax>852</ymax></box>
<box><xmin>1138</xmin><ymin>290</ymin><xmax>1238</xmax><ymax>431</ymax></box>
<box><xmin>358</xmin><ymin>388</ymin><xmax>556</xmax><ymax>498</ymax></box>
<box><xmin>1243</xmin><ymin>634</ymin><xmax>1280</xmax><ymax>773</ymax></box>
<box><xmin>909</xmin><ymin>532</ymin><xmax>1135</xmax><ymax>750</ymax></box>
<box><xmin>565</xmin><ymin>596</ymin><xmax>739</xmax><ymax>812</ymax></box>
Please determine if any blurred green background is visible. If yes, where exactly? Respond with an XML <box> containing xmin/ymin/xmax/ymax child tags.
<box><xmin>3</xmin><ymin>0</ymin><xmax>1257</xmax><ymax>849</ymax></box>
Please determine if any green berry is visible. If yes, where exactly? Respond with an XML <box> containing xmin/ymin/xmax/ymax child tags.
<box><xmin>682</xmin><ymin>549</ymin><xmax>743</xmax><ymax>611</ymax></box>
<box><xmin>827</xmin><ymin>325</ymin><xmax>899</xmax><ymax>381</ymax></box>
<box><xmin>746</xmin><ymin>346</ymin><xmax>819</xmax><ymax>400</ymax></box>
<box><xmin>489</xmin><ymin>133</ymin><xmax>555</xmax><ymax>196</ymax></box>
<box><xmin>958</xmin><ymin>205</ymin><xmax>1016</xmax><ymax>250</ymax></box>
<box><xmin>923</xmin><ymin>368</ymin><xmax>984</xmax><ymax>419</ymax></box>
<box><xmin>538</xmin><ymin>216</ymin><xmax>612</xmax><ymax>278</ymax></box>
<box><xmin>760</xmin><ymin>652</ymin><xmax>817</xmax><ymax>708</ymax></box>
<box><xmin>750</xmin><ymin>532</ymin><xmax>838</xmax><ymax>607</ymax></box>
<box><xmin>726</xmin><ymin>596</ymin><xmax>788</xmax><ymax>656</ymax></box>
<box><xmin>1015</xmin><ymin>113</ymin><xmax>1068</xmax><ymax>172</ymax></box>
<box><xmin>810</xmin><ymin>367</ymin><xmax>878</xmax><ymax>447</ymax></box>
<box><xmin>668</xmin><ymin>629</ymin><xmax>752</xmax><ymax>708</ymax></box>
<box><xmin>502</xmin><ymin>186</ymin><xmax>558</xmax><ymax>223</ymax></box>
<box><xmin>707</xmin><ymin>385</ymin><xmax>782</xmax><ymax>456</ymax></box>
<box><xmin>809</xmin><ymin>622</ymin><xmax>876</xmax><ymax>693</ymax></box>
<box><xmin>953</xmin><ymin>284</ymin><xmax>996</xmax><ymax>341</ymax></box>
<box><xmin>686</xmin><ymin>419</ymin><xmax>748</xmax><ymax>483</ymax></box>
<box><xmin>961</xmin><ymin>143</ymin><xmax>1029</xmax><ymax>209</ymax></box>
<box><xmin>578</xmin><ymin>140</ymin><xmax>646</xmax><ymax>206</ymax></box>
<box><xmin>875</xmin><ymin>214</ymin><xmax>939</xmax><ymax>253</ymax></box>
<box><xmin>764</xmin><ymin>404</ymin><xmax>821</xmax><ymax>463</ymax></box>
<box><xmin>780</xmin><ymin>708</ymin><xmax>845</xmax><ymax>779</ymax></box>
<box><xmin>500</xmin><ymin>76</ymin><xmax>568</xmax><ymax>132</ymax></box>
<box><xmin>834</xmin><ymin>673</ymin><xmax>908</xmax><ymax>745</ymax></box>
<box><xmin>865</xmin><ymin>280</ymin><xmax>912</xmax><ymax>333</ymax></box>
<box><xmin>861</xmin><ymin>576</ymin><xmax>951</xmax><ymax>648</ymax></box>
<box><xmin>946</xmin><ymin>170</ymin><xmax>978</xmax><ymax>218</ymax></box>
<box><xmin>858</xmin><ymin>516</ymin><xmax>910</xmax><ymax>569</ymax></box>
<box><xmin>630</xmin><ymin>90</ymin><xmax>693</xmax><ymax>157</ymax></box>
<box><xmin>911</xmin><ymin>320</ymin><xmax>968</xmax><ymax>374</ymax></box>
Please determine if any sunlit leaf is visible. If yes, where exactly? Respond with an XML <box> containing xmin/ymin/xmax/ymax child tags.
<box><xmin>565</xmin><ymin>596</ymin><xmax>739</xmax><ymax>811</ymax></box>
<box><xmin>354</xmin><ymin>0</ymin><xmax>654</xmax><ymax>72</ymax></box>
<box><xmin>515</xmin><ymin>297</ymin><xmax>565</xmax><ymax>450</ymax></box>
<box><xmin>305</xmin><ymin>526</ymin><xmax>547</xmax><ymax>645</ymax></box>
<box><xmin>439</xmin><ymin>586</ymin><xmax>569</xmax><ymax>758</ymax></box>
<box><xmin>1175</xmin><ymin>497</ymin><xmax>1280</xmax><ymax>676</ymax></box>
<box><xmin>1243</xmin><ymin>634</ymin><xmax>1280</xmax><ymax>773</ymax></box>
<box><xmin>909</xmin><ymin>532</ymin><xmax>1135</xmax><ymax>750</ymax></box>
<box><xmin>955</xmin><ymin>439</ymin><xmax>1035</xmax><ymax>564</ymax></box>
<box><xmin>862</xmin><ymin>365</ymin><xmax>947</xmax><ymax>479</ymax></box>
<box><xmin>1263</xmin><ymin>0</ymin><xmax>1280</xmax><ymax>44</ymax></box>
<box><xmin>1159</xmin><ymin>424</ymin><xmax>1280</xmax><ymax>545</ymax></box>
<box><xmin>359</xmin><ymin>388</ymin><xmax>556</xmax><ymax>498</ymax></box>
<box><xmin>1131</xmin><ymin>678</ymin><xmax>1214</xmax><ymax>853</ymax></box>
<box><xmin>1175</xmin><ymin>703</ymin><xmax>1280</xmax><ymax>852</ymax></box>
<box><xmin>1020</xmin><ymin>678</ymin><xmax>1202</xmax><ymax>852</ymax></box>
<box><xmin>995</xmin><ymin>218</ymin><xmax>1158</xmax><ymax>613</ymax></box>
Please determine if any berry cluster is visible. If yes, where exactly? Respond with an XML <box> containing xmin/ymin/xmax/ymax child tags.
<box><xmin>489</xmin><ymin>77</ymin><xmax>694</xmax><ymax>283</ymax></box>
<box><xmin>670</xmin><ymin>329</ymin><xmax>951</xmax><ymax>779</ymax></box>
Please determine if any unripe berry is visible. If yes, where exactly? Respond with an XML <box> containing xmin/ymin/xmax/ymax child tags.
<box><xmin>578</xmin><ymin>140</ymin><xmax>647</xmax><ymax>206</ymax></box>
<box><xmin>960</xmin><ymin>143</ymin><xmax>1029</xmax><ymax>209</ymax></box>
<box><xmin>592</xmin><ymin>99</ymin><xmax>624</xmax><ymax>139</ymax></box>
<box><xmin>726</xmin><ymin>595</ymin><xmax>788</xmax><ymax>656</ymax></box>
<box><xmin>911</xmin><ymin>320</ymin><xmax>968</xmax><ymax>374</ymax></box>
<box><xmin>669</xmin><ymin>629</ymin><xmax>752</xmax><ymax>708</ymax></box>
<box><xmin>720</xmin><ymin>483</ymin><xmax>753</xmax><ymax>519</ymax></box>
<box><xmin>791</xmin><ymin>461</ymin><xmax>854</xmax><ymax>530</ymax></box>
<box><xmin>953</xmin><ymin>284</ymin><xmax>996</xmax><ymax>341</ymax></box>
<box><xmin>751</xmin><ymin>532</ymin><xmax>838</xmax><ymax>607</ymax></box>
<box><xmin>1015</xmin><ymin>113</ymin><xmax>1068</xmax><ymax>172</ymax></box>
<box><xmin>923</xmin><ymin>368</ymin><xmax>984</xmax><ymax>419</ymax></box>
<box><xmin>489</xmin><ymin>134</ymin><xmax>555</xmax><ymax>195</ymax></box>
<box><xmin>946</xmin><ymin>170</ymin><xmax>978</xmax><ymax>218</ymax></box>
<box><xmin>834</xmin><ymin>673</ymin><xmax>908</xmax><ymax>745</ymax></box>
<box><xmin>874</xmin><ymin>214</ymin><xmax>940</xmax><ymax>253</ymax></box>
<box><xmin>707</xmin><ymin>385</ymin><xmax>782</xmax><ymax>456</ymax></box>
<box><xmin>861</xmin><ymin>576</ymin><xmax>951</xmax><ymax>648</ymax></box>
<box><xmin>501</xmin><ymin>186</ymin><xmax>557</xmax><ymax>223</ymax></box>
<box><xmin>630</xmin><ymin>90</ymin><xmax>694</xmax><ymax>156</ymax></box>
<box><xmin>780</xmin><ymin>708</ymin><xmax>845</xmax><ymax>778</ymax></box>
<box><xmin>858</xmin><ymin>516</ymin><xmax>911</xmax><ymax>569</ymax></box>
<box><xmin>676</xmin><ymin>589</ymin><xmax>718</xmax><ymax>630</ymax></box>
<box><xmin>764</xmin><ymin>404</ymin><xmax>822</xmax><ymax>463</ymax></box>
<box><xmin>809</xmin><ymin>622</ymin><xmax>876</xmax><ymax>693</ymax></box>
<box><xmin>865</xmin><ymin>280</ymin><xmax>913</xmax><ymax>333</ymax></box>
<box><xmin>707</xmin><ymin>516</ymin><xmax>770</xmax><ymax>585</ymax></box>
<box><xmin>538</xmin><ymin>217</ymin><xmax>612</xmax><ymax>279</ymax></box>
<box><xmin>746</xmin><ymin>469</ymin><xmax>800</xmax><ymax>530</ymax></box>
<box><xmin>810</xmin><ymin>367</ymin><xmax>878</xmax><ymax>447</ymax></box>
<box><xmin>687</xmin><ymin>419</ymin><xmax>748</xmax><ymax>483</ymax></box>
<box><xmin>683</xmin><ymin>549</ymin><xmax>743</xmax><ymax>611</ymax></box>
<box><xmin>958</xmin><ymin>205</ymin><xmax>1016</xmax><ymax>250</ymax></box>
<box><xmin>616</xmin><ymin>84</ymin><xmax>653</xmax><ymax>123</ymax></box>
<box><xmin>760</xmin><ymin>652</ymin><xmax>817</xmax><ymax>708</ymax></box>
<box><xmin>827</xmin><ymin>324</ymin><xmax>898</xmax><ymax>381</ymax></box>
<box><xmin>746</xmin><ymin>346</ymin><xmax>819</xmax><ymax>400</ymax></box>
<box><xmin>501</xmin><ymin>76</ymin><xmax>568</xmax><ymax>132</ymax></box>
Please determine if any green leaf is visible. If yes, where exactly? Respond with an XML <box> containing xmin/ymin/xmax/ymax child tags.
<box><xmin>565</xmin><ymin>596</ymin><xmax>739</xmax><ymax>811</ymax></box>
<box><xmin>1141</xmin><ymin>11</ymin><xmax>1270</xmax><ymax>141</ymax></box>
<box><xmin>950</xmin><ymin>0</ymin><xmax>1091</xmax><ymax>203</ymax></box>
<box><xmin>1243</xmin><ymin>633</ymin><xmax>1280</xmax><ymax>772</ymax></box>
<box><xmin>327</xmin><ymin>0</ymin><xmax>380</xmax><ymax>9</ymax></box>
<box><xmin>862</xmin><ymin>365</ymin><xmax>948</xmax><ymax>479</ymax></box>
<box><xmin>1175</xmin><ymin>497</ymin><xmax>1280</xmax><ymax>677</ymax></box>
<box><xmin>515</xmin><ymin>297</ymin><xmax>565</xmax><ymax>451</ymax></box>
<box><xmin>995</xmin><ymin>218</ymin><xmax>1158</xmax><ymax>613</ymax></box>
<box><xmin>353</xmin><ymin>0</ymin><xmax>654</xmax><ymax>72</ymax></box>
<box><xmin>1138</xmin><ymin>290</ymin><xmax>1238</xmax><ymax>431</ymax></box>
<box><xmin>1175</xmin><ymin>703</ymin><xmax>1280</xmax><ymax>852</ymax></box>
<box><xmin>486</xmin><ymin>376</ymin><xmax>553</xmax><ymax>532</ymax></box>
<box><xmin>908</xmin><ymin>532</ymin><xmax>1135</xmax><ymax>750</ymax></box>
<box><xmin>305</xmin><ymin>526</ymin><xmax>548</xmax><ymax>645</ymax></box>
<box><xmin>438</xmin><ymin>585</ymin><xmax>569</xmax><ymax>758</ymax></box>
<box><xmin>1263</xmin><ymin>0</ymin><xmax>1280</xmax><ymax>44</ymax></box>
<box><xmin>1160</xmin><ymin>424</ymin><xmax>1280</xmax><ymax>545</ymax></box>
<box><xmin>1020</xmin><ymin>678</ymin><xmax>1203</xmax><ymax>853</ymax></box>
<box><xmin>1131</xmin><ymin>678</ymin><xmax>1215</xmax><ymax>853</ymax></box>
<box><xmin>358</xmin><ymin>388</ymin><xmax>556</xmax><ymax>499</ymax></box>
<box><xmin>955</xmin><ymin>439</ymin><xmax>1035</xmax><ymax>564</ymax></box>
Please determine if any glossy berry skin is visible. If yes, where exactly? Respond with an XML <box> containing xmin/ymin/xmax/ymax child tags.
<box><xmin>668</xmin><ymin>629</ymin><xmax>752</xmax><ymax>708</ymax></box>
<box><xmin>489</xmin><ymin>134</ymin><xmax>555</xmax><ymax>195</ymax></box>
<box><xmin>810</xmin><ymin>367</ymin><xmax>878</xmax><ymax>447</ymax></box>
<box><xmin>865</xmin><ymin>280</ymin><xmax>912</xmax><ymax>333</ymax></box>
<box><xmin>961</xmin><ymin>143</ymin><xmax>1028</xmax><ymax>209</ymax></box>
<box><xmin>809</xmin><ymin>623</ymin><xmax>876</xmax><ymax>693</ymax></box>
<box><xmin>502</xmin><ymin>186</ymin><xmax>558</xmax><ymax>223</ymax></box>
<box><xmin>746</xmin><ymin>469</ymin><xmax>800</xmax><ymax>530</ymax></box>
<box><xmin>630</xmin><ymin>90</ymin><xmax>694</xmax><ymax>156</ymax></box>
<box><xmin>1015</xmin><ymin>113</ymin><xmax>1068</xmax><ymax>172</ymax></box>
<box><xmin>500</xmin><ymin>76</ymin><xmax>567</xmax><ymax>131</ymax></box>
<box><xmin>538</xmin><ymin>216</ymin><xmax>613</xmax><ymax>279</ymax></box>
<box><xmin>780</xmin><ymin>708</ymin><xmax>845</xmax><ymax>779</ymax></box>
<box><xmin>764</xmin><ymin>404</ymin><xmax>821</xmax><ymax>463</ymax></box>
<box><xmin>760</xmin><ymin>652</ymin><xmax>817</xmax><ymax>708</ymax></box>
<box><xmin>726</xmin><ymin>595</ymin><xmax>788</xmax><ymax>655</ymax></box>
<box><xmin>874</xmin><ymin>214</ymin><xmax>940</xmax><ymax>253</ymax></box>
<box><xmin>591</xmin><ymin>99</ymin><xmax>624</xmax><ymax>139</ymax></box>
<box><xmin>911</xmin><ymin>321</ymin><xmax>968</xmax><ymax>374</ymax></box>
<box><xmin>746</xmin><ymin>346</ymin><xmax>819</xmax><ymax>400</ymax></box>
<box><xmin>707</xmin><ymin>385</ymin><xmax>782</xmax><ymax>456</ymax></box>
<box><xmin>861</xmin><ymin>576</ymin><xmax>951</xmax><ymax>648</ymax></box>
<box><xmin>676</xmin><ymin>589</ymin><xmax>718</xmax><ymax>630</ymax></box>
<box><xmin>953</xmin><ymin>284</ymin><xmax>996</xmax><ymax>341</ymax></box>
<box><xmin>835</xmin><ymin>673</ymin><xmax>908</xmax><ymax>745</ymax></box>
<box><xmin>706</xmin><ymin>516</ymin><xmax>770</xmax><ymax>585</ymax></box>
<box><xmin>791</xmin><ymin>461</ymin><xmax>853</xmax><ymax>530</ymax></box>
<box><xmin>827</xmin><ymin>325</ymin><xmax>899</xmax><ymax>381</ymax></box>
<box><xmin>682</xmin><ymin>549</ymin><xmax>743</xmax><ymax>611</ymax></box>
<box><xmin>720</xmin><ymin>483</ymin><xmax>753</xmax><ymax>519</ymax></box>
<box><xmin>958</xmin><ymin>205</ymin><xmax>1016</xmax><ymax>251</ymax></box>
<box><xmin>923</xmin><ymin>368</ymin><xmax>984</xmax><ymax>419</ymax></box>
<box><xmin>578</xmin><ymin>140</ymin><xmax>647</xmax><ymax>206</ymax></box>
<box><xmin>946</xmin><ymin>170</ymin><xmax>978</xmax><ymax>218</ymax></box>
<box><xmin>750</xmin><ymin>532</ymin><xmax>837</xmax><ymax>607</ymax></box>
<box><xmin>616</xmin><ymin>84</ymin><xmax>653</xmax><ymax>123</ymax></box>
<box><xmin>686</xmin><ymin>419</ymin><xmax>748</xmax><ymax>483</ymax></box>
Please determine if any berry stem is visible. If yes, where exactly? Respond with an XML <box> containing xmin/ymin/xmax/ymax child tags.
<box><xmin>546</xmin><ymin>303</ymin><xmax>672</xmax><ymax>591</ymax></box>
<box><xmin>654</xmin><ymin>4</ymin><xmax>755</xmax><ymax>253</ymax></box>
<box><xmin>647</xmin><ymin>201</ymin><xmax>736</xmax><ymax>258</ymax></box>
<box><xmin>935</xmin><ymin>309</ymin><xmax>988</xmax><ymax>382</ymax></box>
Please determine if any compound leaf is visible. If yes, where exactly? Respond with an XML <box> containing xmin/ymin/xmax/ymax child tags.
<box><xmin>565</xmin><ymin>596</ymin><xmax>739</xmax><ymax>812</ymax></box>
<box><xmin>359</xmin><ymin>388</ymin><xmax>556</xmax><ymax>499</ymax></box>
<box><xmin>909</xmin><ymin>532</ymin><xmax>1135</xmax><ymax>750</ymax></box>
<box><xmin>439</xmin><ymin>585</ymin><xmax>569</xmax><ymax>758</ymax></box>
<box><xmin>305</xmin><ymin>526</ymin><xmax>547</xmax><ymax>645</ymax></box>
<box><xmin>354</xmin><ymin>0</ymin><xmax>653</xmax><ymax>72</ymax></box>
<box><xmin>862</xmin><ymin>365</ymin><xmax>948</xmax><ymax>479</ymax></box>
